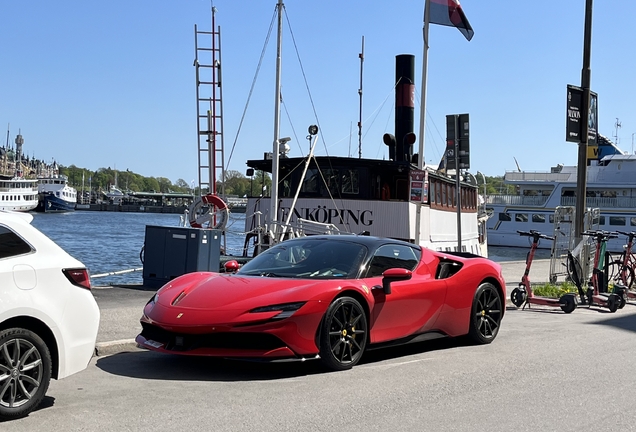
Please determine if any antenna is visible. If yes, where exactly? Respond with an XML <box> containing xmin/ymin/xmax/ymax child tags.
<box><xmin>513</xmin><ymin>157</ymin><xmax>521</xmax><ymax>172</ymax></box>
<box><xmin>357</xmin><ymin>36</ymin><xmax>364</xmax><ymax>159</ymax></box>
<box><xmin>614</xmin><ymin>118</ymin><xmax>622</xmax><ymax>145</ymax></box>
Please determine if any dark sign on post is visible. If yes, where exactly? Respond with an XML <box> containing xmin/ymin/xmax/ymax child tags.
<box><xmin>445</xmin><ymin>114</ymin><xmax>470</xmax><ymax>170</ymax></box>
<box><xmin>566</xmin><ymin>84</ymin><xmax>598</xmax><ymax>145</ymax></box>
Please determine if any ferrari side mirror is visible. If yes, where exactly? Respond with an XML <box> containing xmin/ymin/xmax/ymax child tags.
<box><xmin>380</xmin><ymin>268</ymin><xmax>412</xmax><ymax>295</ymax></box>
<box><xmin>223</xmin><ymin>260</ymin><xmax>240</xmax><ymax>273</ymax></box>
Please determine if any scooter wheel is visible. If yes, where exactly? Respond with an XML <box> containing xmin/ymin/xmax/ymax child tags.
<box><xmin>613</xmin><ymin>286</ymin><xmax>627</xmax><ymax>309</ymax></box>
<box><xmin>607</xmin><ymin>294</ymin><xmax>620</xmax><ymax>313</ymax></box>
<box><xmin>559</xmin><ymin>294</ymin><xmax>577</xmax><ymax>314</ymax></box>
<box><xmin>586</xmin><ymin>287</ymin><xmax>594</xmax><ymax>307</ymax></box>
<box><xmin>510</xmin><ymin>287</ymin><xmax>526</xmax><ymax>307</ymax></box>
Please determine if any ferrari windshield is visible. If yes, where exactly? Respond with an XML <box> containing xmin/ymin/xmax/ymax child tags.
<box><xmin>237</xmin><ymin>238</ymin><xmax>368</xmax><ymax>279</ymax></box>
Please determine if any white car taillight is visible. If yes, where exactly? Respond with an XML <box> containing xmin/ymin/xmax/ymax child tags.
<box><xmin>63</xmin><ymin>268</ymin><xmax>91</xmax><ymax>290</ymax></box>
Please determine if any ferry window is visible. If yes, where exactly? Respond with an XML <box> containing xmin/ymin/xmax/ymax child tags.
<box><xmin>341</xmin><ymin>169</ymin><xmax>359</xmax><ymax>194</ymax></box>
<box><xmin>365</xmin><ymin>244</ymin><xmax>421</xmax><ymax>277</ymax></box>
<box><xmin>549</xmin><ymin>215</ymin><xmax>555</xmax><ymax>224</ymax></box>
<box><xmin>631</xmin><ymin>217</ymin><xmax>636</xmax><ymax>227</ymax></box>
<box><xmin>281</xmin><ymin>179</ymin><xmax>292</xmax><ymax>197</ymax></box>
<box><xmin>515</xmin><ymin>213</ymin><xmax>528</xmax><ymax>222</ymax></box>
<box><xmin>532</xmin><ymin>214</ymin><xmax>545</xmax><ymax>223</ymax></box>
<box><xmin>442</xmin><ymin>185</ymin><xmax>447</xmax><ymax>206</ymax></box>
<box><xmin>499</xmin><ymin>213</ymin><xmax>511</xmax><ymax>222</ymax></box>
<box><xmin>610</xmin><ymin>216</ymin><xmax>626</xmax><ymax>226</ymax></box>
<box><xmin>599</xmin><ymin>216</ymin><xmax>606</xmax><ymax>225</ymax></box>
<box><xmin>322</xmin><ymin>169</ymin><xmax>339</xmax><ymax>196</ymax></box>
<box><xmin>0</xmin><ymin>225</ymin><xmax>33</xmax><ymax>259</ymax></box>
<box><xmin>301</xmin><ymin>168</ymin><xmax>319</xmax><ymax>193</ymax></box>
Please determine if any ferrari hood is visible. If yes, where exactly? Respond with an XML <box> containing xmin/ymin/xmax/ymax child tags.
<box><xmin>155</xmin><ymin>272</ymin><xmax>329</xmax><ymax>311</ymax></box>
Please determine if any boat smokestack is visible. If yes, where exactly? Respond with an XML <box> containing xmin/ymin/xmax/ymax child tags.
<box><xmin>395</xmin><ymin>54</ymin><xmax>415</xmax><ymax>163</ymax></box>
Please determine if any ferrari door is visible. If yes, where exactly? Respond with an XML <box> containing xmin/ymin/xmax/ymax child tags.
<box><xmin>366</xmin><ymin>244</ymin><xmax>447</xmax><ymax>343</ymax></box>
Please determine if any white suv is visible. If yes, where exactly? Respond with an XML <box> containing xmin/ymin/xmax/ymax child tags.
<box><xmin>0</xmin><ymin>211</ymin><xmax>100</xmax><ymax>420</ymax></box>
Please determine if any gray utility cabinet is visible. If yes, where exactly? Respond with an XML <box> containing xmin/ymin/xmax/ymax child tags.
<box><xmin>142</xmin><ymin>225</ymin><xmax>222</xmax><ymax>289</ymax></box>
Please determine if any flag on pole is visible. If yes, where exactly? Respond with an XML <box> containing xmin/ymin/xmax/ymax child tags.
<box><xmin>427</xmin><ymin>0</ymin><xmax>474</xmax><ymax>41</ymax></box>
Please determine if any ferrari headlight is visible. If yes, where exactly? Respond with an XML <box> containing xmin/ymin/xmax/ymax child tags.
<box><xmin>147</xmin><ymin>293</ymin><xmax>159</xmax><ymax>306</ymax></box>
<box><xmin>250</xmin><ymin>302</ymin><xmax>306</xmax><ymax>319</ymax></box>
<box><xmin>145</xmin><ymin>293</ymin><xmax>160</xmax><ymax>313</ymax></box>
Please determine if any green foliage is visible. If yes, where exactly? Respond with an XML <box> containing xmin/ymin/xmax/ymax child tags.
<box><xmin>475</xmin><ymin>175</ymin><xmax>516</xmax><ymax>195</ymax></box>
<box><xmin>58</xmin><ymin>164</ymin><xmax>270</xmax><ymax>196</ymax></box>
<box><xmin>531</xmin><ymin>282</ymin><xmax>578</xmax><ymax>298</ymax></box>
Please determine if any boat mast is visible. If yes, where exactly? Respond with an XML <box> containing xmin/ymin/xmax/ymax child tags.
<box><xmin>418</xmin><ymin>0</ymin><xmax>430</xmax><ymax>170</ymax></box>
<box><xmin>358</xmin><ymin>36</ymin><xmax>364</xmax><ymax>159</ymax></box>
<box><xmin>269</xmin><ymin>0</ymin><xmax>284</xmax><ymax>240</ymax></box>
<box><xmin>414</xmin><ymin>0</ymin><xmax>431</xmax><ymax>246</ymax></box>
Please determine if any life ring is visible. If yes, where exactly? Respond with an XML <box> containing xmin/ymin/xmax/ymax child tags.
<box><xmin>188</xmin><ymin>194</ymin><xmax>229</xmax><ymax>230</ymax></box>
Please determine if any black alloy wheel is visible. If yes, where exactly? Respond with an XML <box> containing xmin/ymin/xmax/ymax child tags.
<box><xmin>0</xmin><ymin>328</ymin><xmax>52</xmax><ymax>420</ymax></box>
<box><xmin>468</xmin><ymin>283</ymin><xmax>503</xmax><ymax>344</ymax></box>
<box><xmin>319</xmin><ymin>296</ymin><xmax>368</xmax><ymax>371</ymax></box>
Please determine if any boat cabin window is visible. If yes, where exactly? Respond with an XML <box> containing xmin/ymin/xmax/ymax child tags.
<box><xmin>301</xmin><ymin>169</ymin><xmax>319</xmax><ymax>193</ymax></box>
<box><xmin>631</xmin><ymin>218</ymin><xmax>636</xmax><ymax>227</ymax></box>
<box><xmin>599</xmin><ymin>216</ymin><xmax>606</xmax><ymax>225</ymax></box>
<box><xmin>294</xmin><ymin>167</ymin><xmax>361</xmax><ymax>198</ymax></box>
<box><xmin>323</xmin><ymin>169</ymin><xmax>339</xmax><ymax>196</ymax></box>
<box><xmin>549</xmin><ymin>215</ymin><xmax>555</xmax><ymax>224</ymax></box>
<box><xmin>515</xmin><ymin>213</ymin><xmax>528</xmax><ymax>222</ymax></box>
<box><xmin>532</xmin><ymin>214</ymin><xmax>545</xmax><ymax>223</ymax></box>
<box><xmin>610</xmin><ymin>216</ymin><xmax>626</xmax><ymax>226</ymax></box>
<box><xmin>341</xmin><ymin>169</ymin><xmax>359</xmax><ymax>194</ymax></box>
<box><xmin>499</xmin><ymin>213</ymin><xmax>511</xmax><ymax>222</ymax></box>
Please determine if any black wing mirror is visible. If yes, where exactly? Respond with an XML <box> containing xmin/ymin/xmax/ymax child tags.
<box><xmin>373</xmin><ymin>268</ymin><xmax>412</xmax><ymax>295</ymax></box>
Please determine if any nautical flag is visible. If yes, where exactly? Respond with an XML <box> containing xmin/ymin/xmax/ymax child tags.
<box><xmin>426</xmin><ymin>0</ymin><xmax>474</xmax><ymax>41</ymax></box>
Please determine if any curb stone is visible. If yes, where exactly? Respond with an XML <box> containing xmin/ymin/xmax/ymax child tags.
<box><xmin>94</xmin><ymin>339</ymin><xmax>141</xmax><ymax>357</ymax></box>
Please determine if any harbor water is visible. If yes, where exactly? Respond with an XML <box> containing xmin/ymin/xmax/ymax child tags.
<box><xmin>30</xmin><ymin>211</ymin><xmax>547</xmax><ymax>287</ymax></box>
<box><xmin>31</xmin><ymin>211</ymin><xmax>249</xmax><ymax>286</ymax></box>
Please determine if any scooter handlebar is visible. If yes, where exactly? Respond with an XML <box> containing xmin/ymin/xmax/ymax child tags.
<box><xmin>517</xmin><ymin>230</ymin><xmax>554</xmax><ymax>241</ymax></box>
<box><xmin>581</xmin><ymin>230</ymin><xmax>619</xmax><ymax>240</ymax></box>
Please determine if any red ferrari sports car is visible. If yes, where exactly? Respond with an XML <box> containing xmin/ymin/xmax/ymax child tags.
<box><xmin>136</xmin><ymin>235</ymin><xmax>506</xmax><ymax>371</ymax></box>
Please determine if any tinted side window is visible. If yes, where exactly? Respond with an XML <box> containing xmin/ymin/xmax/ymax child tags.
<box><xmin>366</xmin><ymin>244</ymin><xmax>421</xmax><ymax>278</ymax></box>
<box><xmin>0</xmin><ymin>225</ymin><xmax>33</xmax><ymax>259</ymax></box>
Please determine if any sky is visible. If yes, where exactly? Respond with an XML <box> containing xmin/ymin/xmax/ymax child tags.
<box><xmin>2</xmin><ymin>1</ymin><xmax>636</xmax><ymax>186</ymax></box>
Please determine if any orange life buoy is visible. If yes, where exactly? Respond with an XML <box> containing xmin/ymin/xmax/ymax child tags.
<box><xmin>188</xmin><ymin>194</ymin><xmax>229</xmax><ymax>230</ymax></box>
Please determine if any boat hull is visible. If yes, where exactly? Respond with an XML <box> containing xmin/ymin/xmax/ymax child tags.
<box><xmin>35</xmin><ymin>193</ymin><xmax>76</xmax><ymax>213</ymax></box>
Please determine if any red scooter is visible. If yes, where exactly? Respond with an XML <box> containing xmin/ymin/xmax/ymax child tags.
<box><xmin>510</xmin><ymin>230</ymin><xmax>577</xmax><ymax>313</ymax></box>
<box><xmin>579</xmin><ymin>230</ymin><xmax>625</xmax><ymax>312</ymax></box>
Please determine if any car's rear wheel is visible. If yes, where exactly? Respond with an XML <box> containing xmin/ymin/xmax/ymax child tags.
<box><xmin>0</xmin><ymin>328</ymin><xmax>52</xmax><ymax>420</ymax></box>
<box><xmin>468</xmin><ymin>282</ymin><xmax>503</xmax><ymax>344</ymax></box>
<box><xmin>319</xmin><ymin>296</ymin><xmax>367</xmax><ymax>371</ymax></box>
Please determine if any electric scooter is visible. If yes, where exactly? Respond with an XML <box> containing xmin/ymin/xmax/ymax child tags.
<box><xmin>579</xmin><ymin>230</ymin><xmax>625</xmax><ymax>313</ymax></box>
<box><xmin>510</xmin><ymin>230</ymin><xmax>577</xmax><ymax>313</ymax></box>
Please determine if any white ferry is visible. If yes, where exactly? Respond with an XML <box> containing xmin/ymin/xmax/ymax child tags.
<box><xmin>36</xmin><ymin>171</ymin><xmax>77</xmax><ymax>213</ymax></box>
<box><xmin>0</xmin><ymin>175</ymin><xmax>39</xmax><ymax>212</ymax></box>
<box><xmin>486</xmin><ymin>136</ymin><xmax>635</xmax><ymax>251</ymax></box>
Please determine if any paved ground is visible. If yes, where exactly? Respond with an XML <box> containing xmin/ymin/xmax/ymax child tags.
<box><xmin>92</xmin><ymin>258</ymin><xmax>553</xmax><ymax>355</ymax></box>
<box><xmin>6</xmin><ymin>292</ymin><xmax>636</xmax><ymax>432</ymax></box>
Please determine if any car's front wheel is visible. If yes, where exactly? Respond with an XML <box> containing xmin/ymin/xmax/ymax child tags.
<box><xmin>319</xmin><ymin>296</ymin><xmax>368</xmax><ymax>371</ymax></box>
<box><xmin>0</xmin><ymin>328</ymin><xmax>52</xmax><ymax>420</ymax></box>
<box><xmin>468</xmin><ymin>282</ymin><xmax>503</xmax><ymax>344</ymax></box>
